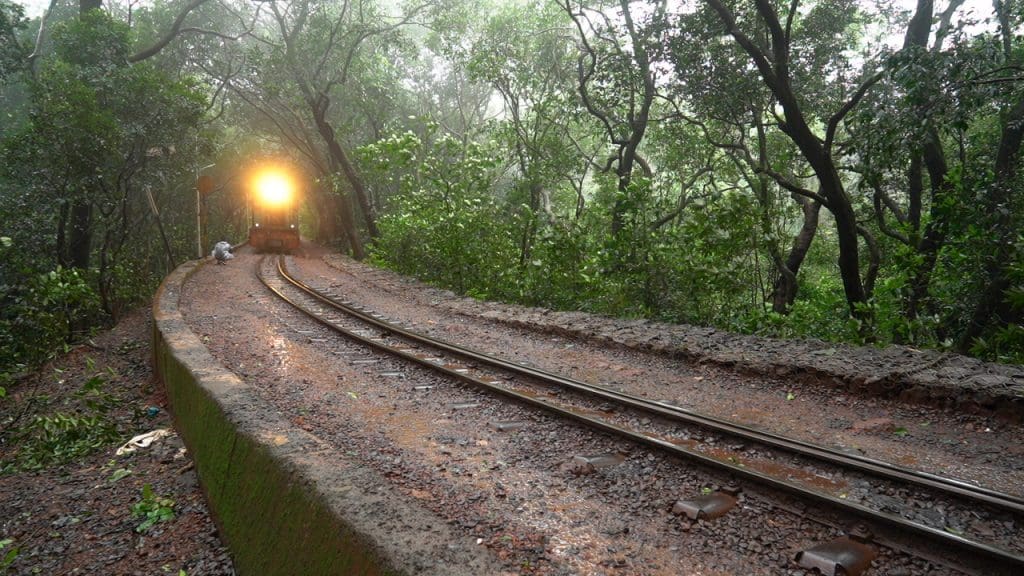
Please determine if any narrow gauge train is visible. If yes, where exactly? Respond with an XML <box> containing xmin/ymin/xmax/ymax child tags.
<box><xmin>248</xmin><ymin>166</ymin><xmax>301</xmax><ymax>252</ymax></box>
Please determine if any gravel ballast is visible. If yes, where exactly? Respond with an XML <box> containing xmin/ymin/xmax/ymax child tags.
<box><xmin>172</xmin><ymin>243</ymin><xmax>1024</xmax><ymax>574</ymax></box>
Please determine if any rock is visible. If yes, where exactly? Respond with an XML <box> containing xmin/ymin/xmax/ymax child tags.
<box><xmin>918</xmin><ymin>507</ymin><xmax>945</xmax><ymax>528</ymax></box>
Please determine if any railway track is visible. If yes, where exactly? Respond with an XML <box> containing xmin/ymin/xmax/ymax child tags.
<box><xmin>257</xmin><ymin>254</ymin><xmax>1024</xmax><ymax>575</ymax></box>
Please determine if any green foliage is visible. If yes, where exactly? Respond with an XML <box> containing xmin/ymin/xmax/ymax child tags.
<box><xmin>359</xmin><ymin>128</ymin><xmax>517</xmax><ymax>296</ymax></box>
<box><xmin>131</xmin><ymin>483</ymin><xmax>175</xmax><ymax>533</ymax></box>
<box><xmin>0</xmin><ymin>0</ymin><xmax>27</xmax><ymax>81</ymax></box>
<box><xmin>53</xmin><ymin>10</ymin><xmax>132</xmax><ymax>67</ymax></box>
<box><xmin>0</xmin><ymin>537</ymin><xmax>17</xmax><ymax>573</ymax></box>
<box><xmin>509</xmin><ymin>222</ymin><xmax>602</xmax><ymax>309</ymax></box>
<box><xmin>0</xmin><ymin>252</ymin><xmax>102</xmax><ymax>387</ymax></box>
<box><xmin>734</xmin><ymin>262</ymin><xmax>859</xmax><ymax>343</ymax></box>
<box><xmin>366</xmin><ymin>129</ymin><xmax>780</xmax><ymax>327</ymax></box>
<box><xmin>1</xmin><ymin>375</ymin><xmax>120</xmax><ymax>472</ymax></box>
<box><xmin>344</xmin><ymin>0</ymin><xmax>1024</xmax><ymax>363</ymax></box>
<box><xmin>0</xmin><ymin>8</ymin><xmax>208</xmax><ymax>383</ymax></box>
<box><xmin>969</xmin><ymin>257</ymin><xmax>1024</xmax><ymax>363</ymax></box>
<box><xmin>12</xmin><ymin>0</ymin><xmax>1006</xmax><ymax>364</ymax></box>
<box><xmin>9</xmin><ymin>411</ymin><xmax>118</xmax><ymax>471</ymax></box>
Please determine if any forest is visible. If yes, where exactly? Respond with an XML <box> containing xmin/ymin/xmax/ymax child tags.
<box><xmin>1</xmin><ymin>0</ymin><xmax>1023</xmax><ymax>393</ymax></box>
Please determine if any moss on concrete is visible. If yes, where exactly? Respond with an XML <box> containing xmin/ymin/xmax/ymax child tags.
<box><xmin>152</xmin><ymin>262</ymin><xmax>391</xmax><ymax>576</ymax></box>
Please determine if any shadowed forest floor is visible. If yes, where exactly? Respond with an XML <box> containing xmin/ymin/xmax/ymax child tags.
<box><xmin>0</xmin><ymin>307</ymin><xmax>234</xmax><ymax>575</ymax></box>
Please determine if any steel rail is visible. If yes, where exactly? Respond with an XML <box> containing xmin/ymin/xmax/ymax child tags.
<box><xmin>278</xmin><ymin>257</ymin><xmax>1024</xmax><ymax>512</ymax></box>
<box><xmin>261</xmin><ymin>256</ymin><xmax>1024</xmax><ymax>572</ymax></box>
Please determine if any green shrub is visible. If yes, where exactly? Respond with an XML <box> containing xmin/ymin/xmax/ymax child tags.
<box><xmin>1</xmin><ymin>375</ymin><xmax>120</xmax><ymax>472</ymax></box>
<box><xmin>131</xmin><ymin>483</ymin><xmax>175</xmax><ymax>533</ymax></box>
<box><xmin>0</xmin><ymin>261</ymin><xmax>102</xmax><ymax>388</ymax></box>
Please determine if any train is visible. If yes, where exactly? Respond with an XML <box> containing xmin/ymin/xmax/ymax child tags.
<box><xmin>248</xmin><ymin>166</ymin><xmax>301</xmax><ymax>252</ymax></box>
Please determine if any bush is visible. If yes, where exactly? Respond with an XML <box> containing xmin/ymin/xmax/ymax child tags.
<box><xmin>0</xmin><ymin>251</ymin><xmax>102</xmax><ymax>387</ymax></box>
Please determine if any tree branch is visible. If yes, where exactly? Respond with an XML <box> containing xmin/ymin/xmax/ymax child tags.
<box><xmin>932</xmin><ymin>0</ymin><xmax>966</xmax><ymax>52</ymax></box>
<box><xmin>562</xmin><ymin>0</ymin><xmax>620</xmax><ymax>143</ymax></box>
<box><xmin>825</xmin><ymin>71</ymin><xmax>882</xmax><ymax>150</ymax></box>
<box><xmin>753</xmin><ymin>0</ymin><xmax>787</xmax><ymax>72</ymax></box>
<box><xmin>650</xmin><ymin>166</ymin><xmax>712</xmax><ymax>230</ymax></box>
<box><xmin>857</xmin><ymin>224</ymin><xmax>880</xmax><ymax>298</ymax></box>
<box><xmin>873</xmin><ymin>187</ymin><xmax>911</xmax><ymax>245</ymax></box>
<box><xmin>703</xmin><ymin>0</ymin><xmax>781</xmax><ymax>93</ymax></box>
<box><xmin>27</xmin><ymin>0</ymin><xmax>58</xmax><ymax>73</ymax></box>
<box><xmin>128</xmin><ymin>0</ymin><xmax>211</xmax><ymax>63</ymax></box>
<box><xmin>757</xmin><ymin>165</ymin><xmax>829</xmax><ymax>206</ymax></box>
<box><xmin>784</xmin><ymin>0</ymin><xmax>799</xmax><ymax>43</ymax></box>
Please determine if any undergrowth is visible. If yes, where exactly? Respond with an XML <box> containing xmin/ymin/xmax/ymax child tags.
<box><xmin>1</xmin><ymin>366</ymin><xmax>121</xmax><ymax>473</ymax></box>
<box><xmin>131</xmin><ymin>483</ymin><xmax>176</xmax><ymax>533</ymax></box>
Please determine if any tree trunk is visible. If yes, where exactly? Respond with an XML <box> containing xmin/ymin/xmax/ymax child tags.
<box><xmin>310</xmin><ymin>94</ymin><xmax>378</xmax><ymax>239</ymax></box>
<box><xmin>332</xmin><ymin>182</ymin><xmax>364</xmax><ymax>260</ymax></box>
<box><xmin>779</xmin><ymin>103</ymin><xmax>867</xmax><ymax>314</ymax></box>
<box><xmin>68</xmin><ymin>199</ymin><xmax>92</xmax><ymax>269</ymax></box>
<box><xmin>518</xmin><ymin>180</ymin><xmax>542</xmax><ymax>268</ymax></box>
<box><xmin>307</xmin><ymin>99</ymin><xmax>365</xmax><ymax>259</ymax></box>
<box><xmin>314</xmin><ymin>191</ymin><xmax>335</xmax><ymax>243</ymax></box>
<box><xmin>611</xmin><ymin>127</ymin><xmax>648</xmax><ymax>236</ymax></box>
<box><xmin>908</xmin><ymin>154</ymin><xmax>923</xmax><ymax>240</ymax></box>
<box><xmin>903</xmin><ymin>0</ymin><xmax>933</xmax><ymax>48</ymax></box>
<box><xmin>68</xmin><ymin>0</ymin><xmax>103</xmax><ymax>269</ymax></box>
<box><xmin>331</xmin><ymin>131</ymin><xmax>379</xmax><ymax>239</ymax></box>
<box><xmin>859</xmin><ymin>224</ymin><xmax>881</xmax><ymax>299</ymax></box>
<box><xmin>340</xmin><ymin>195</ymin><xmax>364</xmax><ymax>259</ymax></box>
<box><xmin>905</xmin><ymin>131</ymin><xmax>950</xmax><ymax>319</ymax></box>
<box><xmin>771</xmin><ymin>197</ymin><xmax>821</xmax><ymax>314</ymax></box>
<box><xmin>56</xmin><ymin>200</ymin><xmax>69</xmax><ymax>267</ymax></box>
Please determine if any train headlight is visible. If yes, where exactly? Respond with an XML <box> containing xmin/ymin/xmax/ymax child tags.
<box><xmin>254</xmin><ymin>170</ymin><xmax>293</xmax><ymax>207</ymax></box>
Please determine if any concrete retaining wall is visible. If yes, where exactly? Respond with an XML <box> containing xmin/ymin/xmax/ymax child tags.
<box><xmin>152</xmin><ymin>260</ymin><xmax>501</xmax><ymax>576</ymax></box>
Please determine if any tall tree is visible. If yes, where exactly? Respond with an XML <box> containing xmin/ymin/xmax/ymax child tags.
<box><xmin>0</xmin><ymin>0</ymin><xmax>27</xmax><ymax>81</ymax></box>
<box><xmin>697</xmin><ymin>0</ymin><xmax>882</xmax><ymax>316</ymax></box>
<box><xmin>59</xmin><ymin>0</ymin><xmax>211</xmax><ymax>270</ymax></box>
<box><xmin>465</xmin><ymin>0</ymin><xmax>586</xmax><ymax>265</ymax></box>
<box><xmin>5</xmin><ymin>9</ymin><xmax>205</xmax><ymax>315</ymax></box>
<box><xmin>958</xmin><ymin>0</ymin><xmax>1024</xmax><ymax>350</ymax></box>
<box><xmin>561</xmin><ymin>0</ymin><xmax>661</xmax><ymax>236</ymax></box>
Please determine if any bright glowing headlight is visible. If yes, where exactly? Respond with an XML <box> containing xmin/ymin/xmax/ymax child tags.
<box><xmin>254</xmin><ymin>171</ymin><xmax>293</xmax><ymax>207</ymax></box>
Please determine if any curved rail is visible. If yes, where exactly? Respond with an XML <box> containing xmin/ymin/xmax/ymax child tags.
<box><xmin>260</xmin><ymin>255</ymin><xmax>1024</xmax><ymax>573</ymax></box>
